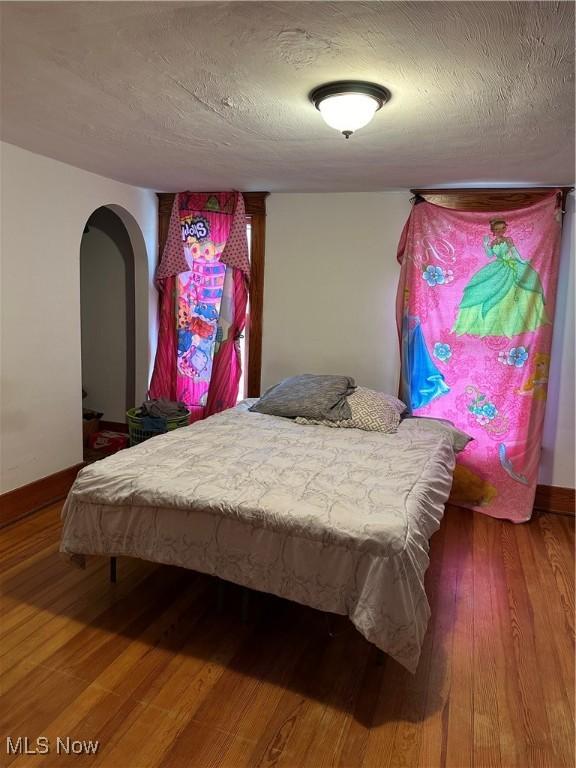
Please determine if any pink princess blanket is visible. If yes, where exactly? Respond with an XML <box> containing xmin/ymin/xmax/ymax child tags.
<box><xmin>396</xmin><ymin>192</ymin><xmax>563</xmax><ymax>522</ymax></box>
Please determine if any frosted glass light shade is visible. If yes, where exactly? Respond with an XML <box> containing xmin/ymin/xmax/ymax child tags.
<box><xmin>318</xmin><ymin>93</ymin><xmax>379</xmax><ymax>135</ymax></box>
<box><xmin>310</xmin><ymin>82</ymin><xmax>391</xmax><ymax>138</ymax></box>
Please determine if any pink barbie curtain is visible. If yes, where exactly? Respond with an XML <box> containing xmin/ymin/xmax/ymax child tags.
<box><xmin>149</xmin><ymin>191</ymin><xmax>249</xmax><ymax>422</ymax></box>
<box><xmin>396</xmin><ymin>192</ymin><xmax>563</xmax><ymax>522</ymax></box>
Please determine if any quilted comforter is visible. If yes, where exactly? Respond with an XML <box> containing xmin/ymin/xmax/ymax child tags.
<box><xmin>61</xmin><ymin>401</ymin><xmax>455</xmax><ymax>672</ymax></box>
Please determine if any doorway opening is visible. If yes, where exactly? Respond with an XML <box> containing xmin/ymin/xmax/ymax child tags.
<box><xmin>80</xmin><ymin>206</ymin><xmax>136</xmax><ymax>461</ymax></box>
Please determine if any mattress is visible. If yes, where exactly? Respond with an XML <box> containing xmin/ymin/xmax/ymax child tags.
<box><xmin>61</xmin><ymin>400</ymin><xmax>455</xmax><ymax>672</ymax></box>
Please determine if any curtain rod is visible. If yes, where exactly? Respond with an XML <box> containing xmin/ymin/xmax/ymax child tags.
<box><xmin>409</xmin><ymin>187</ymin><xmax>574</xmax><ymax>213</ymax></box>
<box><xmin>411</xmin><ymin>187</ymin><xmax>574</xmax><ymax>195</ymax></box>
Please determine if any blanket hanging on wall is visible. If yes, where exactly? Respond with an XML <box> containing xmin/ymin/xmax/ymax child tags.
<box><xmin>396</xmin><ymin>191</ymin><xmax>563</xmax><ymax>522</ymax></box>
<box><xmin>149</xmin><ymin>191</ymin><xmax>249</xmax><ymax>421</ymax></box>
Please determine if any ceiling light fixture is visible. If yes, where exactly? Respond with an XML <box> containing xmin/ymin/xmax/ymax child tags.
<box><xmin>310</xmin><ymin>81</ymin><xmax>391</xmax><ymax>139</ymax></box>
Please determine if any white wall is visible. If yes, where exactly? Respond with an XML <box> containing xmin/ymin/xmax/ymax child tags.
<box><xmin>0</xmin><ymin>142</ymin><xmax>158</xmax><ymax>493</ymax></box>
<box><xmin>80</xmin><ymin>225</ymin><xmax>128</xmax><ymax>423</ymax></box>
<box><xmin>263</xmin><ymin>191</ymin><xmax>575</xmax><ymax>490</ymax></box>
<box><xmin>1</xmin><ymin>150</ymin><xmax>572</xmax><ymax>493</ymax></box>
<box><xmin>539</xmin><ymin>193</ymin><xmax>575</xmax><ymax>488</ymax></box>
<box><xmin>262</xmin><ymin>192</ymin><xmax>411</xmax><ymax>396</ymax></box>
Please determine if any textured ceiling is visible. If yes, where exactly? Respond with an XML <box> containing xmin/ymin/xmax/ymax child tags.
<box><xmin>1</xmin><ymin>1</ymin><xmax>574</xmax><ymax>191</ymax></box>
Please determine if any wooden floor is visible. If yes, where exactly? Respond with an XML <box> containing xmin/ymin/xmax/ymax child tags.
<box><xmin>0</xmin><ymin>503</ymin><xmax>573</xmax><ymax>768</ymax></box>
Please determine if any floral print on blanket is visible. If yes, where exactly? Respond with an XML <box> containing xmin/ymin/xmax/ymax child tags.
<box><xmin>396</xmin><ymin>193</ymin><xmax>563</xmax><ymax>522</ymax></box>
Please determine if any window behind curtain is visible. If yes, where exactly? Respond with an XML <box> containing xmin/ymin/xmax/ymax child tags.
<box><xmin>237</xmin><ymin>218</ymin><xmax>251</xmax><ymax>400</ymax></box>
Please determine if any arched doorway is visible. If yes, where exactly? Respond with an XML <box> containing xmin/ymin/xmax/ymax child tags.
<box><xmin>80</xmin><ymin>206</ymin><xmax>136</xmax><ymax>459</ymax></box>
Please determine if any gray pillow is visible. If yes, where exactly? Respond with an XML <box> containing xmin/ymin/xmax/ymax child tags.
<box><xmin>295</xmin><ymin>387</ymin><xmax>405</xmax><ymax>433</ymax></box>
<box><xmin>398</xmin><ymin>416</ymin><xmax>473</xmax><ymax>453</ymax></box>
<box><xmin>249</xmin><ymin>374</ymin><xmax>356</xmax><ymax>421</ymax></box>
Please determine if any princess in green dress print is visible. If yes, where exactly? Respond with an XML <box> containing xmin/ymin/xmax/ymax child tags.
<box><xmin>453</xmin><ymin>219</ymin><xmax>549</xmax><ymax>338</ymax></box>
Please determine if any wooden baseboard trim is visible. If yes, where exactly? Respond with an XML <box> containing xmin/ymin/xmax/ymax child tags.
<box><xmin>100</xmin><ymin>420</ymin><xmax>129</xmax><ymax>434</ymax></box>
<box><xmin>0</xmin><ymin>463</ymin><xmax>84</xmax><ymax>528</ymax></box>
<box><xmin>534</xmin><ymin>484</ymin><xmax>575</xmax><ymax>516</ymax></box>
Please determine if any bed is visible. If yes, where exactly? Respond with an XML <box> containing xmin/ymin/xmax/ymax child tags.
<box><xmin>60</xmin><ymin>400</ymin><xmax>456</xmax><ymax>672</ymax></box>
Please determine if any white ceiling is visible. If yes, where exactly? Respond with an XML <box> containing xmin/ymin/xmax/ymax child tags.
<box><xmin>1</xmin><ymin>1</ymin><xmax>574</xmax><ymax>192</ymax></box>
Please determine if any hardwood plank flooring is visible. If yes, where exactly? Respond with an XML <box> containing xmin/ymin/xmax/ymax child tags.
<box><xmin>0</xmin><ymin>503</ymin><xmax>573</xmax><ymax>768</ymax></box>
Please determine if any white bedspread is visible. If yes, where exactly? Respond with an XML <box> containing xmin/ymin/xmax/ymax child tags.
<box><xmin>61</xmin><ymin>401</ymin><xmax>455</xmax><ymax>672</ymax></box>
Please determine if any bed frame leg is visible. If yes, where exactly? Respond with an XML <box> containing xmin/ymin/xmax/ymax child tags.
<box><xmin>324</xmin><ymin>612</ymin><xmax>337</xmax><ymax>638</ymax></box>
<box><xmin>110</xmin><ymin>556</ymin><xmax>117</xmax><ymax>584</ymax></box>
<box><xmin>217</xmin><ymin>580</ymin><xmax>225</xmax><ymax>612</ymax></box>
<box><xmin>241</xmin><ymin>589</ymin><xmax>250</xmax><ymax>624</ymax></box>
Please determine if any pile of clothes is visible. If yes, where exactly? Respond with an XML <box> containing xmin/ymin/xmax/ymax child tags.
<box><xmin>134</xmin><ymin>399</ymin><xmax>189</xmax><ymax>432</ymax></box>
